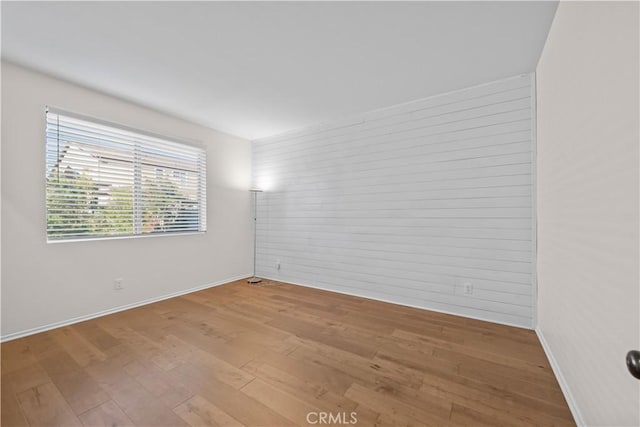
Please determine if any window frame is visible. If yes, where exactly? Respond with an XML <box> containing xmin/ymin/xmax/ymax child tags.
<box><xmin>45</xmin><ymin>107</ymin><xmax>207</xmax><ymax>243</ymax></box>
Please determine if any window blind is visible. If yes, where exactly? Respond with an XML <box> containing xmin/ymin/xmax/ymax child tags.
<box><xmin>45</xmin><ymin>109</ymin><xmax>206</xmax><ymax>241</ymax></box>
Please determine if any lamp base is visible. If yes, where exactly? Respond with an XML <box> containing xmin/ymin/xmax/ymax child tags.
<box><xmin>247</xmin><ymin>276</ymin><xmax>262</xmax><ymax>284</ymax></box>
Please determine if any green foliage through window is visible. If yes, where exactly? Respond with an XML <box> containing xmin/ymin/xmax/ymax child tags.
<box><xmin>46</xmin><ymin>110</ymin><xmax>206</xmax><ymax>241</ymax></box>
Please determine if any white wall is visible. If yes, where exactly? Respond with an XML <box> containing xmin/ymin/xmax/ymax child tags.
<box><xmin>1</xmin><ymin>62</ymin><xmax>253</xmax><ymax>339</ymax></box>
<box><xmin>536</xmin><ymin>2</ymin><xmax>639</xmax><ymax>426</ymax></box>
<box><xmin>253</xmin><ymin>74</ymin><xmax>536</xmax><ymax>328</ymax></box>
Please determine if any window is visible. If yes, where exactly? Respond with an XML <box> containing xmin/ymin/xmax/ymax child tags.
<box><xmin>45</xmin><ymin>109</ymin><xmax>206</xmax><ymax>241</ymax></box>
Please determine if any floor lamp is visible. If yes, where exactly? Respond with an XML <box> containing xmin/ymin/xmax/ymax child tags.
<box><xmin>248</xmin><ymin>189</ymin><xmax>263</xmax><ymax>284</ymax></box>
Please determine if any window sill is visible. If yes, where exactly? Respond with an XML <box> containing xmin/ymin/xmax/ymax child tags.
<box><xmin>46</xmin><ymin>231</ymin><xmax>206</xmax><ymax>244</ymax></box>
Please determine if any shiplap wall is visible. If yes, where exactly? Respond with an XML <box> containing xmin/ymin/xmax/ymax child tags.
<box><xmin>252</xmin><ymin>74</ymin><xmax>536</xmax><ymax>328</ymax></box>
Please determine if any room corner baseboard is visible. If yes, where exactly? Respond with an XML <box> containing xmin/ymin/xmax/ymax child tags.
<box><xmin>0</xmin><ymin>274</ymin><xmax>251</xmax><ymax>343</ymax></box>
<box><xmin>535</xmin><ymin>327</ymin><xmax>586</xmax><ymax>426</ymax></box>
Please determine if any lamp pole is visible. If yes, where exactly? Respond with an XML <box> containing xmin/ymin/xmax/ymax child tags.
<box><xmin>248</xmin><ymin>189</ymin><xmax>263</xmax><ymax>284</ymax></box>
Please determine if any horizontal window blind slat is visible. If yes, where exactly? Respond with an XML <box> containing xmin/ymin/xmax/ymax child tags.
<box><xmin>46</xmin><ymin>110</ymin><xmax>207</xmax><ymax>240</ymax></box>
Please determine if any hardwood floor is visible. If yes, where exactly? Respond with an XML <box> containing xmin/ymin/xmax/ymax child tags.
<box><xmin>1</xmin><ymin>279</ymin><xmax>574</xmax><ymax>426</ymax></box>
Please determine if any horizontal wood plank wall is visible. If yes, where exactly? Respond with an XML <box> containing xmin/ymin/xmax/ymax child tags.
<box><xmin>252</xmin><ymin>74</ymin><xmax>535</xmax><ymax>328</ymax></box>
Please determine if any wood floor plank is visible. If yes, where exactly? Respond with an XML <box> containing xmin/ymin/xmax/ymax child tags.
<box><xmin>161</xmin><ymin>334</ymin><xmax>254</xmax><ymax>389</ymax></box>
<box><xmin>50</xmin><ymin>328</ymin><xmax>108</xmax><ymax>367</ymax></box>
<box><xmin>344</xmin><ymin>382</ymin><xmax>451</xmax><ymax>426</ymax></box>
<box><xmin>449</xmin><ymin>327</ymin><xmax>548</xmax><ymax>366</ymax></box>
<box><xmin>419</xmin><ymin>369</ymin><xmax>574</xmax><ymax>426</ymax></box>
<box><xmin>241</xmin><ymin>359</ymin><xmax>358</xmax><ymax>414</ymax></box>
<box><xmin>432</xmin><ymin>344</ymin><xmax>556</xmax><ymax>380</ymax></box>
<box><xmin>152</xmin><ymin>323</ymin><xmax>255</xmax><ymax>368</ymax></box>
<box><xmin>174</xmin><ymin>394</ymin><xmax>245</xmax><ymax>427</ymax></box>
<box><xmin>72</xmin><ymin>322</ymin><xmax>121</xmax><ymax>352</ymax></box>
<box><xmin>373</xmin><ymin>340</ymin><xmax>460</xmax><ymax>378</ymax></box>
<box><xmin>99</xmin><ymin>344</ymin><xmax>139</xmax><ymax>369</ymax></box>
<box><xmin>48</xmin><ymin>367</ymin><xmax>111</xmax><ymax>415</ymax></box>
<box><xmin>267</xmin><ymin>316</ymin><xmax>378</xmax><ymax>358</ymax></box>
<box><xmin>122</xmin><ymin>359</ymin><xmax>193</xmax><ymax>408</ymax></box>
<box><xmin>456</xmin><ymin>361</ymin><xmax>566</xmax><ymax>405</ymax></box>
<box><xmin>241</xmin><ymin>378</ymin><xmax>320</xmax><ymax>426</ymax></box>
<box><xmin>96</xmin><ymin>324</ymin><xmax>182</xmax><ymax>371</ymax></box>
<box><xmin>288</xmin><ymin>339</ymin><xmax>425</xmax><ymax>391</ymax></box>
<box><xmin>78</xmin><ymin>400</ymin><xmax>135</xmax><ymax>427</ymax></box>
<box><xmin>361</xmin><ymin>375</ymin><xmax>454</xmax><ymax>422</ymax></box>
<box><xmin>85</xmin><ymin>359</ymin><xmax>188</xmax><ymax>427</ymax></box>
<box><xmin>449</xmin><ymin>402</ymin><xmax>523</xmax><ymax>427</ymax></box>
<box><xmin>252</xmin><ymin>348</ymin><xmax>355</xmax><ymax>396</ymax></box>
<box><xmin>350</xmin><ymin>405</ymin><xmax>381</xmax><ymax>426</ymax></box>
<box><xmin>16</xmin><ymin>382</ymin><xmax>83</xmax><ymax>426</ymax></box>
<box><xmin>166</xmin><ymin>362</ymin><xmax>295</xmax><ymax>426</ymax></box>
<box><xmin>35</xmin><ymin>348</ymin><xmax>111</xmax><ymax>415</ymax></box>
<box><xmin>1</xmin><ymin>378</ymin><xmax>29</xmax><ymax>427</ymax></box>
<box><xmin>1</xmin><ymin>279</ymin><xmax>575</xmax><ymax>426</ymax></box>
<box><xmin>1</xmin><ymin>339</ymin><xmax>38</xmax><ymax>374</ymax></box>
<box><xmin>37</xmin><ymin>349</ymin><xmax>84</xmax><ymax>378</ymax></box>
<box><xmin>2</xmin><ymin>361</ymin><xmax>53</xmax><ymax>395</ymax></box>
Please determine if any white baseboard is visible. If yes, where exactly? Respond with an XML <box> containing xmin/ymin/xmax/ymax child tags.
<box><xmin>259</xmin><ymin>275</ymin><xmax>533</xmax><ymax>330</ymax></box>
<box><xmin>536</xmin><ymin>327</ymin><xmax>585</xmax><ymax>426</ymax></box>
<box><xmin>0</xmin><ymin>274</ymin><xmax>251</xmax><ymax>343</ymax></box>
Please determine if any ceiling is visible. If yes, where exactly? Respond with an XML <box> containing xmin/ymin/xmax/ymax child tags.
<box><xmin>2</xmin><ymin>1</ymin><xmax>557</xmax><ymax>140</ymax></box>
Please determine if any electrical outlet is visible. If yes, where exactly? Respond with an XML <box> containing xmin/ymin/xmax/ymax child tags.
<box><xmin>276</xmin><ymin>259</ymin><xmax>281</xmax><ymax>271</ymax></box>
<box><xmin>114</xmin><ymin>278</ymin><xmax>124</xmax><ymax>290</ymax></box>
<box><xmin>463</xmin><ymin>282</ymin><xmax>473</xmax><ymax>295</ymax></box>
